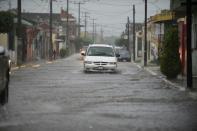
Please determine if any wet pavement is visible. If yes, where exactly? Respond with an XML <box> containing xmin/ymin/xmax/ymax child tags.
<box><xmin>138</xmin><ymin>63</ymin><xmax>197</xmax><ymax>91</ymax></box>
<box><xmin>0</xmin><ymin>54</ymin><xmax>197</xmax><ymax>131</ymax></box>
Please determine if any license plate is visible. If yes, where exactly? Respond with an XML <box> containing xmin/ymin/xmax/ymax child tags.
<box><xmin>98</xmin><ymin>66</ymin><xmax>103</xmax><ymax>70</ymax></box>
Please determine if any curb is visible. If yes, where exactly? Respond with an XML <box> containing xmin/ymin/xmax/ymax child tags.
<box><xmin>145</xmin><ymin>67</ymin><xmax>186</xmax><ymax>91</ymax></box>
<box><xmin>10</xmin><ymin>60</ymin><xmax>55</xmax><ymax>72</ymax></box>
<box><xmin>133</xmin><ymin>62</ymin><xmax>186</xmax><ymax>91</ymax></box>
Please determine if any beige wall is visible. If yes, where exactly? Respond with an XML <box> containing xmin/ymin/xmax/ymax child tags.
<box><xmin>0</xmin><ymin>33</ymin><xmax>8</xmax><ymax>48</ymax></box>
<box><xmin>52</xmin><ymin>33</ymin><xmax>57</xmax><ymax>51</ymax></box>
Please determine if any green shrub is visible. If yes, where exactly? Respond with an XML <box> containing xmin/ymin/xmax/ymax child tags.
<box><xmin>60</xmin><ymin>48</ymin><xmax>68</xmax><ymax>58</ymax></box>
<box><xmin>160</xmin><ymin>26</ymin><xmax>181</xmax><ymax>79</ymax></box>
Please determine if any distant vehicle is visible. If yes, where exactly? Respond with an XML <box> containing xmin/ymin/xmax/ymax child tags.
<box><xmin>0</xmin><ymin>46</ymin><xmax>10</xmax><ymax>105</ymax></box>
<box><xmin>116</xmin><ymin>49</ymin><xmax>131</xmax><ymax>62</ymax></box>
<box><xmin>82</xmin><ymin>44</ymin><xmax>119</xmax><ymax>72</ymax></box>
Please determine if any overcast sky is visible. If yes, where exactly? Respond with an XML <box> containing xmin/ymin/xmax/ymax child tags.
<box><xmin>0</xmin><ymin>0</ymin><xmax>170</xmax><ymax>36</ymax></box>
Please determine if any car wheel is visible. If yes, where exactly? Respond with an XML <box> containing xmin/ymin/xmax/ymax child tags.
<box><xmin>0</xmin><ymin>74</ymin><xmax>9</xmax><ymax>105</ymax></box>
<box><xmin>83</xmin><ymin>68</ymin><xmax>89</xmax><ymax>73</ymax></box>
<box><xmin>111</xmin><ymin>69</ymin><xmax>117</xmax><ymax>73</ymax></box>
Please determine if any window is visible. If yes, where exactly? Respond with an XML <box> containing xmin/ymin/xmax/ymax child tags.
<box><xmin>87</xmin><ymin>46</ymin><xmax>115</xmax><ymax>57</ymax></box>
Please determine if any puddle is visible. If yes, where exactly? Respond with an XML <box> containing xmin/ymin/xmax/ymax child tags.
<box><xmin>37</xmin><ymin>102</ymin><xmax>62</xmax><ymax>113</ymax></box>
<box><xmin>129</xmin><ymin>78</ymin><xmax>140</xmax><ymax>81</ymax></box>
<box><xmin>98</xmin><ymin>113</ymin><xmax>138</xmax><ymax>119</ymax></box>
<box><xmin>189</xmin><ymin>92</ymin><xmax>197</xmax><ymax>100</ymax></box>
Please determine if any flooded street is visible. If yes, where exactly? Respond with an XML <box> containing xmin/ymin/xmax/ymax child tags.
<box><xmin>0</xmin><ymin>0</ymin><xmax>197</xmax><ymax>130</ymax></box>
<box><xmin>0</xmin><ymin>54</ymin><xmax>197</xmax><ymax>131</ymax></box>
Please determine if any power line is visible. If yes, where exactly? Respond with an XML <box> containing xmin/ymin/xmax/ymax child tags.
<box><xmin>81</xmin><ymin>6</ymin><xmax>132</xmax><ymax>15</ymax></box>
<box><xmin>22</xmin><ymin>0</ymin><xmax>49</xmax><ymax>12</ymax></box>
<box><xmin>87</xmin><ymin>0</ymin><xmax>143</xmax><ymax>7</ymax></box>
<box><xmin>95</xmin><ymin>2</ymin><xmax>129</xmax><ymax>7</ymax></box>
<box><xmin>32</xmin><ymin>0</ymin><xmax>42</xmax><ymax>7</ymax></box>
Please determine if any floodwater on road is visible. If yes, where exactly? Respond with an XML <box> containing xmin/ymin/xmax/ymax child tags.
<box><xmin>0</xmin><ymin>54</ymin><xmax>197</xmax><ymax>131</ymax></box>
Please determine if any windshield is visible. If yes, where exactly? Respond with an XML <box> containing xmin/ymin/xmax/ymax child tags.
<box><xmin>87</xmin><ymin>46</ymin><xmax>115</xmax><ymax>57</ymax></box>
<box><xmin>119</xmin><ymin>50</ymin><xmax>129</xmax><ymax>55</ymax></box>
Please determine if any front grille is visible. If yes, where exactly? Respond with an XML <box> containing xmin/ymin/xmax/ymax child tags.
<box><xmin>93</xmin><ymin>62</ymin><xmax>108</xmax><ymax>65</ymax></box>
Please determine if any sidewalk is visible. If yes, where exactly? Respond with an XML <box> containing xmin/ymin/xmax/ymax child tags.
<box><xmin>134</xmin><ymin>61</ymin><xmax>197</xmax><ymax>91</ymax></box>
<box><xmin>10</xmin><ymin>59</ymin><xmax>54</xmax><ymax>71</ymax></box>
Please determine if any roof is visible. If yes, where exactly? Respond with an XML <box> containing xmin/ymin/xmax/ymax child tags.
<box><xmin>14</xmin><ymin>18</ymin><xmax>33</xmax><ymax>26</ymax></box>
<box><xmin>60</xmin><ymin>8</ymin><xmax>76</xmax><ymax>22</ymax></box>
<box><xmin>22</xmin><ymin>12</ymin><xmax>61</xmax><ymax>24</ymax></box>
<box><xmin>60</xmin><ymin>8</ymin><xmax>75</xmax><ymax>19</ymax></box>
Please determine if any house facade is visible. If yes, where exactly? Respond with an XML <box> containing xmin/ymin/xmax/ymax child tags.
<box><xmin>135</xmin><ymin>31</ymin><xmax>143</xmax><ymax>61</ymax></box>
<box><xmin>0</xmin><ymin>15</ymin><xmax>34</xmax><ymax>64</ymax></box>
<box><xmin>147</xmin><ymin>10</ymin><xmax>175</xmax><ymax>64</ymax></box>
<box><xmin>170</xmin><ymin>0</ymin><xmax>197</xmax><ymax>77</ymax></box>
<box><xmin>126</xmin><ymin>22</ymin><xmax>143</xmax><ymax>60</ymax></box>
<box><xmin>60</xmin><ymin>8</ymin><xmax>77</xmax><ymax>54</ymax></box>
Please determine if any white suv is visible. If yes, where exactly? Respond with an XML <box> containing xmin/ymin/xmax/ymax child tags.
<box><xmin>82</xmin><ymin>44</ymin><xmax>118</xmax><ymax>72</ymax></box>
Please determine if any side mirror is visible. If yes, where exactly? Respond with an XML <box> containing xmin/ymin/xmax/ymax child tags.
<box><xmin>116</xmin><ymin>54</ymin><xmax>120</xmax><ymax>57</ymax></box>
<box><xmin>0</xmin><ymin>46</ymin><xmax>5</xmax><ymax>56</ymax></box>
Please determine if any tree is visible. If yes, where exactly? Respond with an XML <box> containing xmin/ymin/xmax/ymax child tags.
<box><xmin>160</xmin><ymin>26</ymin><xmax>181</xmax><ymax>79</ymax></box>
<box><xmin>60</xmin><ymin>48</ymin><xmax>68</xmax><ymax>58</ymax></box>
<box><xmin>115</xmin><ymin>37</ymin><xmax>128</xmax><ymax>49</ymax></box>
<box><xmin>75</xmin><ymin>37</ymin><xmax>93</xmax><ymax>52</ymax></box>
<box><xmin>0</xmin><ymin>11</ymin><xmax>14</xmax><ymax>33</ymax></box>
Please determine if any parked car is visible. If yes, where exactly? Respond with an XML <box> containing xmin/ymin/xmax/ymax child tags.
<box><xmin>0</xmin><ymin>46</ymin><xmax>10</xmax><ymax>105</ymax></box>
<box><xmin>82</xmin><ymin>44</ymin><xmax>119</xmax><ymax>72</ymax></box>
<box><xmin>116</xmin><ymin>49</ymin><xmax>131</xmax><ymax>62</ymax></box>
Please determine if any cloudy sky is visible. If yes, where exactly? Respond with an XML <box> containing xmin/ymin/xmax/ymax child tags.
<box><xmin>0</xmin><ymin>0</ymin><xmax>170</xmax><ymax>36</ymax></box>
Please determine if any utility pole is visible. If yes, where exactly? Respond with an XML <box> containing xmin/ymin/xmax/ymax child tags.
<box><xmin>95</xmin><ymin>23</ymin><xmax>97</xmax><ymax>43</ymax></box>
<box><xmin>127</xmin><ymin>17</ymin><xmax>130</xmax><ymax>54</ymax></box>
<box><xmin>100</xmin><ymin>25</ymin><xmax>104</xmax><ymax>43</ymax></box>
<box><xmin>84</xmin><ymin>12</ymin><xmax>88</xmax><ymax>38</ymax></box>
<box><xmin>17</xmin><ymin>0</ymin><xmax>22</xmax><ymax>66</ymax></box>
<box><xmin>66</xmin><ymin>0</ymin><xmax>69</xmax><ymax>52</ymax></box>
<box><xmin>144</xmin><ymin>0</ymin><xmax>147</xmax><ymax>66</ymax></box>
<box><xmin>92</xmin><ymin>18</ymin><xmax>96</xmax><ymax>43</ymax></box>
<box><xmin>78</xmin><ymin>2</ymin><xmax>81</xmax><ymax>38</ymax></box>
<box><xmin>133</xmin><ymin>4</ymin><xmax>136</xmax><ymax>61</ymax></box>
<box><xmin>186</xmin><ymin>0</ymin><xmax>193</xmax><ymax>88</ymax></box>
<box><xmin>49</xmin><ymin>0</ymin><xmax>53</xmax><ymax>60</ymax></box>
<box><xmin>8</xmin><ymin>0</ymin><xmax>11</xmax><ymax>10</ymax></box>
<box><xmin>75</xmin><ymin>2</ymin><xmax>84</xmax><ymax>38</ymax></box>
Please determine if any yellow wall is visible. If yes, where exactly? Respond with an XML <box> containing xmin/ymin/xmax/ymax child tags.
<box><xmin>0</xmin><ymin>33</ymin><xmax>8</xmax><ymax>48</ymax></box>
<box><xmin>150</xmin><ymin>11</ymin><xmax>175</xmax><ymax>23</ymax></box>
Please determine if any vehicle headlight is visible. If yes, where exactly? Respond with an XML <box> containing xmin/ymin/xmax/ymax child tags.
<box><xmin>109</xmin><ymin>62</ymin><xmax>116</xmax><ymax>65</ymax></box>
<box><xmin>84</xmin><ymin>61</ymin><xmax>92</xmax><ymax>64</ymax></box>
